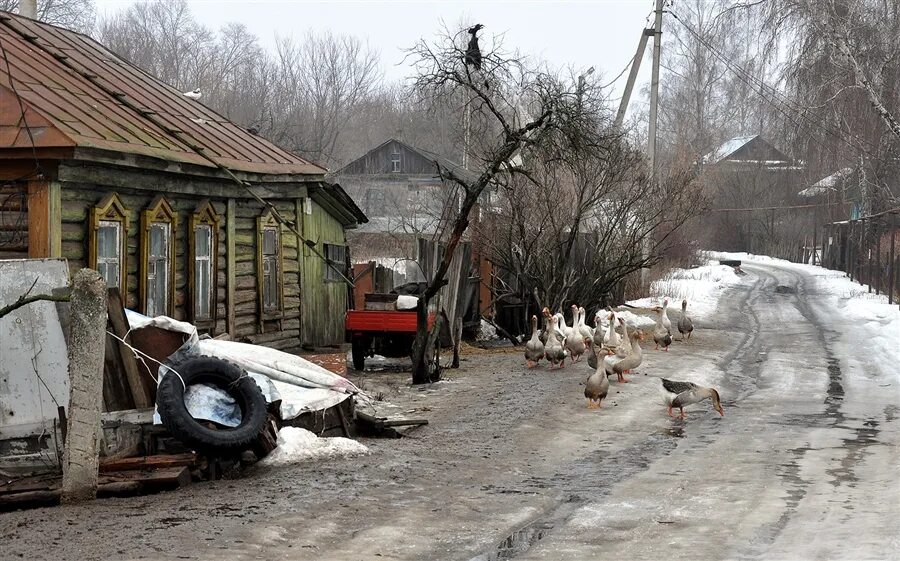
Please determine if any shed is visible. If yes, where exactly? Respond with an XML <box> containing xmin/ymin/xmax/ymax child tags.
<box><xmin>0</xmin><ymin>11</ymin><xmax>366</xmax><ymax>351</ymax></box>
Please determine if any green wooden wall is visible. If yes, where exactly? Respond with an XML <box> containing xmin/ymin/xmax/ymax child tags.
<box><xmin>300</xmin><ymin>198</ymin><xmax>349</xmax><ymax>348</ymax></box>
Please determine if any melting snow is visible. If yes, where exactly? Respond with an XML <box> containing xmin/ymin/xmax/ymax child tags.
<box><xmin>260</xmin><ymin>427</ymin><xmax>369</xmax><ymax>467</ymax></box>
<box><xmin>712</xmin><ymin>251</ymin><xmax>900</xmax><ymax>384</ymax></box>
<box><xmin>628</xmin><ymin>260</ymin><xmax>743</xmax><ymax>320</ymax></box>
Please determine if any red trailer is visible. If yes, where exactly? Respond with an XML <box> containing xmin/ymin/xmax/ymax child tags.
<box><xmin>345</xmin><ymin>309</ymin><xmax>435</xmax><ymax>370</ymax></box>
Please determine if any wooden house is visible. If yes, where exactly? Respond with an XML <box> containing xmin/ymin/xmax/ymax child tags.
<box><xmin>333</xmin><ymin>139</ymin><xmax>491</xmax><ymax>326</ymax></box>
<box><xmin>0</xmin><ymin>12</ymin><xmax>366</xmax><ymax>351</ymax></box>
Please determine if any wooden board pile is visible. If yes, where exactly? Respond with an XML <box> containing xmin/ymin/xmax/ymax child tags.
<box><xmin>0</xmin><ymin>453</ymin><xmax>197</xmax><ymax>511</ymax></box>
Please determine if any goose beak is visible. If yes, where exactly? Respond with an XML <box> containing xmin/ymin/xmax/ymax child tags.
<box><xmin>716</xmin><ymin>405</ymin><xmax>725</xmax><ymax>416</ymax></box>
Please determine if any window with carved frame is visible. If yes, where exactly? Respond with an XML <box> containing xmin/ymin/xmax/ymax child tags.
<box><xmin>140</xmin><ymin>196</ymin><xmax>176</xmax><ymax>317</ymax></box>
<box><xmin>88</xmin><ymin>193</ymin><xmax>128</xmax><ymax>296</ymax></box>
<box><xmin>189</xmin><ymin>200</ymin><xmax>219</xmax><ymax>324</ymax></box>
<box><xmin>257</xmin><ymin>210</ymin><xmax>283</xmax><ymax>316</ymax></box>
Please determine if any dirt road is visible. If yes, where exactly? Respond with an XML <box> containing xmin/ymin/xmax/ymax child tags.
<box><xmin>1</xmin><ymin>261</ymin><xmax>898</xmax><ymax>560</ymax></box>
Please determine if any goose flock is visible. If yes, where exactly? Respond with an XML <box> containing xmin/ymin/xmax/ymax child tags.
<box><xmin>523</xmin><ymin>299</ymin><xmax>723</xmax><ymax>419</ymax></box>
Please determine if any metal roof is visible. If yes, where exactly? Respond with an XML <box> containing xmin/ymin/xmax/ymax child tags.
<box><xmin>0</xmin><ymin>11</ymin><xmax>325</xmax><ymax>177</ymax></box>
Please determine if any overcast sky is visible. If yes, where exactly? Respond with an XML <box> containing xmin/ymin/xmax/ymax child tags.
<box><xmin>95</xmin><ymin>0</ymin><xmax>657</xmax><ymax>102</ymax></box>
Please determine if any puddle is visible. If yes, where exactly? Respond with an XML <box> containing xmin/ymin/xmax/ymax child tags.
<box><xmin>774</xmin><ymin>285</ymin><xmax>796</xmax><ymax>294</ymax></box>
<box><xmin>825</xmin><ymin>419</ymin><xmax>881</xmax><ymax>488</ymax></box>
<box><xmin>468</xmin><ymin>521</ymin><xmax>553</xmax><ymax>561</ymax></box>
<box><xmin>664</xmin><ymin>423</ymin><xmax>685</xmax><ymax>438</ymax></box>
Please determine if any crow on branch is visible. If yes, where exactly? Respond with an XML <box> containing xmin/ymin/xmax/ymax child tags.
<box><xmin>465</xmin><ymin>24</ymin><xmax>484</xmax><ymax>71</ymax></box>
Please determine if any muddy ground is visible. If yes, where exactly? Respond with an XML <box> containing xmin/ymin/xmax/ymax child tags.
<box><xmin>1</xmin><ymin>260</ymin><xmax>898</xmax><ymax>560</ymax></box>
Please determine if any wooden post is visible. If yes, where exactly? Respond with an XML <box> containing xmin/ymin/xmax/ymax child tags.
<box><xmin>859</xmin><ymin>218</ymin><xmax>872</xmax><ymax>292</ymax></box>
<box><xmin>811</xmin><ymin>205</ymin><xmax>818</xmax><ymax>266</ymax></box>
<box><xmin>27</xmin><ymin>180</ymin><xmax>49</xmax><ymax>258</ymax></box>
<box><xmin>226</xmin><ymin>199</ymin><xmax>236</xmax><ymax>336</ymax></box>
<box><xmin>874</xmin><ymin>223</ymin><xmax>881</xmax><ymax>295</ymax></box>
<box><xmin>890</xmin><ymin>212</ymin><xmax>896</xmax><ymax>306</ymax></box>
<box><xmin>845</xmin><ymin>222</ymin><xmax>853</xmax><ymax>278</ymax></box>
<box><xmin>61</xmin><ymin>269</ymin><xmax>108</xmax><ymax>504</ymax></box>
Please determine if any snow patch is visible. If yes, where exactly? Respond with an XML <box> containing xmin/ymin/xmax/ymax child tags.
<box><xmin>616</xmin><ymin>309</ymin><xmax>656</xmax><ymax>329</ymax></box>
<box><xmin>260</xmin><ymin>427</ymin><xmax>369</xmax><ymax>467</ymax></box>
<box><xmin>476</xmin><ymin>319</ymin><xmax>499</xmax><ymax>341</ymax></box>
<box><xmin>712</xmin><ymin>251</ymin><xmax>900</xmax><ymax>385</ymax></box>
<box><xmin>628</xmin><ymin>260</ymin><xmax>744</xmax><ymax>320</ymax></box>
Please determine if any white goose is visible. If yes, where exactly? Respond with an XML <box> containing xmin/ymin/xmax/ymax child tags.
<box><xmin>565</xmin><ymin>306</ymin><xmax>586</xmax><ymax>362</ymax></box>
<box><xmin>603</xmin><ymin>311</ymin><xmax>621</xmax><ymax>348</ymax></box>
<box><xmin>577</xmin><ymin>307</ymin><xmax>593</xmax><ymax>342</ymax></box>
<box><xmin>660</xmin><ymin>299</ymin><xmax>672</xmax><ymax>333</ymax></box>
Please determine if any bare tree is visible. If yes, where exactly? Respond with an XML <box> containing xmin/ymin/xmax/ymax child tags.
<box><xmin>403</xmin><ymin>26</ymin><xmax>598</xmax><ymax>383</ymax></box>
<box><xmin>0</xmin><ymin>0</ymin><xmax>95</xmax><ymax>30</ymax></box>
<box><xmin>479</xmin><ymin>101</ymin><xmax>705</xmax><ymax>322</ymax></box>
<box><xmin>272</xmin><ymin>32</ymin><xmax>381</xmax><ymax>167</ymax></box>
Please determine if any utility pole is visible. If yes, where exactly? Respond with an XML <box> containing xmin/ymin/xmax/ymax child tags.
<box><xmin>615</xmin><ymin>30</ymin><xmax>652</xmax><ymax>129</ymax></box>
<box><xmin>641</xmin><ymin>0</ymin><xmax>664</xmax><ymax>289</ymax></box>
<box><xmin>647</xmin><ymin>0</ymin><xmax>664</xmax><ymax>181</ymax></box>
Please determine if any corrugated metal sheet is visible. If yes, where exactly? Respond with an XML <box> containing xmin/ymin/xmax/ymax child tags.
<box><xmin>0</xmin><ymin>11</ymin><xmax>325</xmax><ymax>177</ymax></box>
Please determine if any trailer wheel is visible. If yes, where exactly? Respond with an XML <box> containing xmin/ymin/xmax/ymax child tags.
<box><xmin>351</xmin><ymin>336</ymin><xmax>368</xmax><ymax>371</ymax></box>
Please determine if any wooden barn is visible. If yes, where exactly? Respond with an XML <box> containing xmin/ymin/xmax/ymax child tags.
<box><xmin>0</xmin><ymin>11</ymin><xmax>366</xmax><ymax>351</ymax></box>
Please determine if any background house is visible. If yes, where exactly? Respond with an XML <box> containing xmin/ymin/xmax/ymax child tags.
<box><xmin>0</xmin><ymin>11</ymin><xmax>366</xmax><ymax>351</ymax></box>
<box><xmin>699</xmin><ymin>135</ymin><xmax>805</xmax><ymax>253</ymax></box>
<box><xmin>333</xmin><ymin>138</ymin><xmax>489</xmax><ymax>329</ymax></box>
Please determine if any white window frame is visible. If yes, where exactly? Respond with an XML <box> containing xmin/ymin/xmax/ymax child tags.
<box><xmin>145</xmin><ymin>221</ymin><xmax>171</xmax><ymax>317</ymax></box>
<box><xmin>96</xmin><ymin>220</ymin><xmax>122</xmax><ymax>290</ymax></box>
<box><xmin>193</xmin><ymin>223</ymin><xmax>213</xmax><ymax>320</ymax></box>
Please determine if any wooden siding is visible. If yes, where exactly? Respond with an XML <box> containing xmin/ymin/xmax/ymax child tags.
<box><xmin>301</xmin><ymin>198</ymin><xmax>349</xmax><ymax>348</ymax></box>
<box><xmin>0</xmin><ymin>182</ymin><xmax>27</xmax><ymax>258</ymax></box>
<box><xmin>58</xmin><ymin>184</ymin><xmax>310</xmax><ymax>352</ymax></box>
<box><xmin>340</xmin><ymin>140</ymin><xmax>441</xmax><ymax>176</ymax></box>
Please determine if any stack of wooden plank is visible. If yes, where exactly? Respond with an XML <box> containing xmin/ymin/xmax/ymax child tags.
<box><xmin>0</xmin><ymin>453</ymin><xmax>197</xmax><ymax>511</ymax></box>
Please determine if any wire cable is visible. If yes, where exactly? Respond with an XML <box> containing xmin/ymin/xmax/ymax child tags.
<box><xmin>667</xmin><ymin>9</ymin><xmax>884</xmax><ymax>160</ymax></box>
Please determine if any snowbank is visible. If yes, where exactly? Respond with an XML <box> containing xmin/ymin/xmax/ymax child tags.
<box><xmin>628</xmin><ymin>260</ymin><xmax>743</xmax><ymax>319</ymax></box>
<box><xmin>712</xmin><ymin>251</ymin><xmax>900</xmax><ymax>382</ymax></box>
<box><xmin>260</xmin><ymin>427</ymin><xmax>369</xmax><ymax>467</ymax></box>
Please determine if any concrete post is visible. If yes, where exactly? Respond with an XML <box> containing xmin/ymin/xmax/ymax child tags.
<box><xmin>60</xmin><ymin>269</ymin><xmax>108</xmax><ymax>504</ymax></box>
<box><xmin>18</xmin><ymin>0</ymin><xmax>37</xmax><ymax>19</ymax></box>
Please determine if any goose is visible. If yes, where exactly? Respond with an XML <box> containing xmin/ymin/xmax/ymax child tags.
<box><xmin>539</xmin><ymin>307</ymin><xmax>553</xmax><ymax>345</ymax></box>
<box><xmin>592</xmin><ymin>310</ymin><xmax>609</xmax><ymax>348</ymax></box>
<box><xmin>555</xmin><ymin>310</ymin><xmax>574</xmax><ymax>341</ymax></box>
<box><xmin>543</xmin><ymin>315</ymin><xmax>568</xmax><ymax>369</ymax></box>
<box><xmin>585</xmin><ymin>347</ymin><xmax>614</xmax><ymax>409</ymax></box>
<box><xmin>587</xmin><ymin>339</ymin><xmax>600</xmax><ymax>370</ymax></box>
<box><xmin>565</xmin><ymin>307</ymin><xmax>587</xmax><ymax>363</ymax></box>
<box><xmin>661</xmin><ymin>378</ymin><xmax>725</xmax><ymax>419</ymax></box>
<box><xmin>653</xmin><ymin>307</ymin><xmax>672</xmax><ymax>351</ymax></box>
<box><xmin>603</xmin><ymin>311</ymin><xmax>621</xmax><ymax>347</ymax></box>
<box><xmin>616</xmin><ymin>316</ymin><xmax>633</xmax><ymax>357</ymax></box>
<box><xmin>524</xmin><ymin>315</ymin><xmax>544</xmax><ymax>367</ymax></box>
<box><xmin>610</xmin><ymin>330</ymin><xmax>644</xmax><ymax>383</ymax></box>
<box><xmin>660</xmin><ymin>299</ymin><xmax>672</xmax><ymax>333</ymax></box>
<box><xmin>677</xmin><ymin>299</ymin><xmax>694</xmax><ymax>341</ymax></box>
<box><xmin>577</xmin><ymin>307</ymin><xmax>594</xmax><ymax>342</ymax></box>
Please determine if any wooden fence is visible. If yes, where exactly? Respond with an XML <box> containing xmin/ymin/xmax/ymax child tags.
<box><xmin>819</xmin><ymin>208</ymin><xmax>900</xmax><ymax>307</ymax></box>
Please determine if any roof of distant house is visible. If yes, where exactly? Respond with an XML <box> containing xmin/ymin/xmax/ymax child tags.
<box><xmin>0</xmin><ymin>11</ymin><xmax>325</xmax><ymax>177</ymax></box>
<box><xmin>798</xmin><ymin>167</ymin><xmax>854</xmax><ymax>198</ymax></box>
<box><xmin>335</xmin><ymin>138</ymin><xmax>478</xmax><ymax>182</ymax></box>
<box><xmin>702</xmin><ymin>135</ymin><xmax>794</xmax><ymax>167</ymax></box>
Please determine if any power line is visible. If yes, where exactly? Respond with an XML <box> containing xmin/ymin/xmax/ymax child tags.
<box><xmin>667</xmin><ymin>9</ymin><xmax>883</xmax><ymax>161</ymax></box>
<box><xmin>0</xmin><ymin>33</ymin><xmax>42</xmax><ymax>182</ymax></box>
<box><xmin>708</xmin><ymin>202</ymin><xmax>845</xmax><ymax>212</ymax></box>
